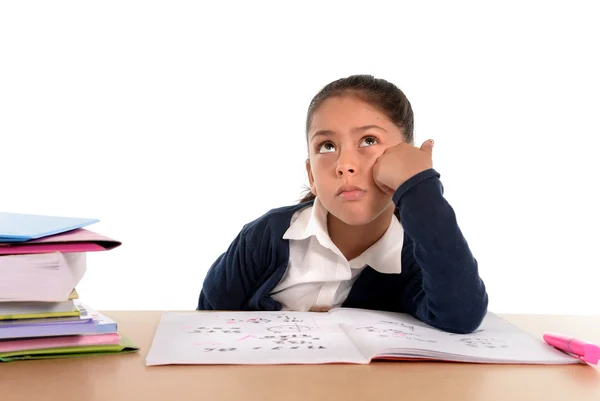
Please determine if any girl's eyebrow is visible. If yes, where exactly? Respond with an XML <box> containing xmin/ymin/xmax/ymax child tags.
<box><xmin>310</xmin><ymin>125</ymin><xmax>388</xmax><ymax>142</ymax></box>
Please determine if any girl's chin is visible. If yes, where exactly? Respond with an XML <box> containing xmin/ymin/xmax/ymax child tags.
<box><xmin>326</xmin><ymin>198</ymin><xmax>395</xmax><ymax>226</ymax></box>
<box><xmin>330</xmin><ymin>206</ymin><xmax>381</xmax><ymax>226</ymax></box>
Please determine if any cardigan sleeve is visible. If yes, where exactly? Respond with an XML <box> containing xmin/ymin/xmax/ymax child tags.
<box><xmin>197</xmin><ymin>226</ymin><xmax>259</xmax><ymax>310</ymax></box>
<box><xmin>196</xmin><ymin>204</ymin><xmax>298</xmax><ymax>311</ymax></box>
<box><xmin>393</xmin><ymin>168</ymin><xmax>488</xmax><ymax>334</ymax></box>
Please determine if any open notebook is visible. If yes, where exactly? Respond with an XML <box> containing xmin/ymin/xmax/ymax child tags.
<box><xmin>145</xmin><ymin>308</ymin><xmax>579</xmax><ymax>366</ymax></box>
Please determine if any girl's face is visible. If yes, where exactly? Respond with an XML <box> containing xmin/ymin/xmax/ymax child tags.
<box><xmin>306</xmin><ymin>94</ymin><xmax>405</xmax><ymax>226</ymax></box>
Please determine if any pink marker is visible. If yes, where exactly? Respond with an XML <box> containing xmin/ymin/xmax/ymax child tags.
<box><xmin>543</xmin><ymin>333</ymin><xmax>600</xmax><ymax>365</ymax></box>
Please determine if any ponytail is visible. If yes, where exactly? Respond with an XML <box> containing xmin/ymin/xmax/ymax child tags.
<box><xmin>299</xmin><ymin>187</ymin><xmax>316</xmax><ymax>203</ymax></box>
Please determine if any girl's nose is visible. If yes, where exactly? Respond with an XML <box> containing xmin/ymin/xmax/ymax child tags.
<box><xmin>336</xmin><ymin>165</ymin><xmax>356</xmax><ymax>177</ymax></box>
<box><xmin>336</xmin><ymin>151</ymin><xmax>358</xmax><ymax>177</ymax></box>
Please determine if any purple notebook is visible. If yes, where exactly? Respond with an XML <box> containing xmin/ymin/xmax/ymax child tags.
<box><xmin>0</xmin><ymin>315</ymin><xmax>96</xmax><ymax>340</ymax></box>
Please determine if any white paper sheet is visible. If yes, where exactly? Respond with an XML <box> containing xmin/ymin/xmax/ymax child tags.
<box><xmin>329</xmin><ymin>308</ymin><xmax>579</xmax><ymax>364</ymax></box>
<box><xmin>145</xmin><ymin>311</ymin><xmax>368</xmax><ymax>366</ymax></box>
<box><xmin>146</xmin><ymin>308</ymin><xmax>580</xmax><ymax>366</ymax></box>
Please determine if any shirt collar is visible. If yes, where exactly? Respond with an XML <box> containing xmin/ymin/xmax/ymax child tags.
<box><xmin>283</xmin><ymin>197</ymin><xmax>404</xmax><ymax>274</ymax></box>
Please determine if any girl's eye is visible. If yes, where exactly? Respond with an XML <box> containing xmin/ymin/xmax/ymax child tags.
<box><xmin>360</xmin><ymin>136</ymin><xmax>379</xmax><ymax>147</ymax></box>
<box><xmin>317</xmin><ymin>142</ymin><xmax>336</xmax><ymax>153</ymax></box>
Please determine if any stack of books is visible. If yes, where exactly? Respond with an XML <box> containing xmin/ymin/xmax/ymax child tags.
<box><xmin>0</xmin><ymin>212</ymin><xmax>138</xmax><ymax>362</ymax></box>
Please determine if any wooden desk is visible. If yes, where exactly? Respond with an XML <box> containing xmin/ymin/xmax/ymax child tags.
<box><xmin>2</xmin><ymin>312</ymin><xmax>599</xmax><ymax>401</ymax></box>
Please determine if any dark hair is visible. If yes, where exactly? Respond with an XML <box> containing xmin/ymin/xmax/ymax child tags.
<box><xmin>299</xmin><ymin>74</ymin><xmax>415</xmax><ymax>203</ymax></box>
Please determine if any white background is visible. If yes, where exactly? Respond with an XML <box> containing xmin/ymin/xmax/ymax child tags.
<box><xmin>1</xmin><ymin>1</ymin><xmax>598</xmax><ymax>314</ymax></box>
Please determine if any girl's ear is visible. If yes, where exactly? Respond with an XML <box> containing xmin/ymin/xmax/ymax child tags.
<box><xmin>305</xmin><ymin>159</ymin><xmax>317</xmax><ymax>196</ymax></box>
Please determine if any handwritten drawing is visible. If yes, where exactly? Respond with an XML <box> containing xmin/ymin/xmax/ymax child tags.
<box><xmin>376</xmin><ymin>321</ymin><xmax>417</xmax><ymax>332</ymax></box>
<box><xmin>219</xmin><ymin>314</ymin><xmax>305</xmax><ymax>325</ymax></box>
<box><xmin>201</xmin><ymin>333</ymin><xmax>327</xmax><ymax>352</ymax></box>
<box><xmin>226</xmin><ymin>317</ymin><xmax>273</xmax><ymax>324</ymax></box>
<box><xmin>258</xmin><ymin>333</ymin><xmax>320</xmax><ymax>345</ymax></box>
<box><xmin>354</xmin><ymin>325</ymin><xmax>437</xmax><ymax>343</ymax></box>
<box><xmin>272</xmin><ymin>313</ymin><xmax>304</xmax><ymax>323</ymax></box>
<box><xmin>455</xmin><ymin>337</ymin><xmax>508</xmax><ymax>349</ymax></box>
<box><xmin>188</xmin><ymin>326</ymin><xmax>242</xmax><ymax>334</ymax></box>
<box><xmin>183</xmin><ymin>314</ymin><xmax>330</xmax><ymax>354</ymax></box>
<box><xmin>203</xmin><ymin>348</ymin><xmax>237</xmax><ymax>352</ymax></box>
<box><xmin>267</xmin><ymin>324</ymin><xmax>312</xmax><ymax>333</ymax></box>
<box><xmin>250</xmin><ymin>345</ymin><xmax>327</xmax><ymax>351</ymax></box>
<box><xmin>238</xmin><ymin>335</ymin><xmax>259</xmax><ymax>341</ymax></box>
<box><xmin>355</xmin><ymin>325</ymin><xmax>420</xmax><ymax>337</ymax></box>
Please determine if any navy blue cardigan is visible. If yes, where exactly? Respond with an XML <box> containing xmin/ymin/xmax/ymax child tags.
<box><xmin>197</xmin><ymin>169</ymin><xmax>488</xmax><ymax>334</ymax></box>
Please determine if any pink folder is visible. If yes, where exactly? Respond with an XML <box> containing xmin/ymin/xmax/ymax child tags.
<box><xmin>0</xmin><ymin>332</ymin><xmax>121</xmax><ymax>352</ymax></box>
<box><xmin>0</xmin><ymin>228</ymin><xmax>122</xmax><ymax>255</ymax></box>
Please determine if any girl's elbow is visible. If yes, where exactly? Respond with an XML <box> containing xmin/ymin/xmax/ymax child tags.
<box><xmin>444</xmin><ymin>296</ymin><xmax>489</xmax><ymax>334</ymax></box>
<box><xmin>423</xmin><ymin>293</ymin><xmax>489</xmax><ymax>334</ymax></box>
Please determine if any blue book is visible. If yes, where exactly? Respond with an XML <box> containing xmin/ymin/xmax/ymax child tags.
<box><xmin>0</xmin><ymin>212</ymin><xmax>99</xmax><ymax>243</ymax></box>
<box><xmin>75</xmin><ymin>302</ymin><xmax>118</xmax><ymax>334</ymax></box>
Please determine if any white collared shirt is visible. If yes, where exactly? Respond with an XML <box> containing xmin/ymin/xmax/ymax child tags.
<box><xmin>270</xmin><ymin>197</ymin><xmax>404</xmax><ymax>312</ymax></box>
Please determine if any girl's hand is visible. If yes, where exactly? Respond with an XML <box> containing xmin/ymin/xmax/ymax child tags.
<box><xmin>373</xmin><ymin>139</ymin><xmax>434</xmax><ymax>195</ymax></box>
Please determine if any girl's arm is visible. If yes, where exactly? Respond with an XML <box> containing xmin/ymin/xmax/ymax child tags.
<box><xmin>197</xmin><ymin>227</ymin><xmax>259</xmax><ymax>310</ymax></box>
<box><xmin>197</xmin><ymin>208</ymin><xmax>292</xmax><ymax>311</ymax></box>
<box><xmin>394</xmin><ymin>168</ymin><xmax>488</xmax><ymax>334</ymax></box>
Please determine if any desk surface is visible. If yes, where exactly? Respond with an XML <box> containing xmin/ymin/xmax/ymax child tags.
<box><xmin>2</xmin><ymin>312</ymin><xmax>600</xmax><ymax>401</ymax></box>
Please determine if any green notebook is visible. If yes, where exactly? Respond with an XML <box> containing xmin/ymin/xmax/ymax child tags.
<box><xmin>0</xmin><ymin>336</ymin><xmax>139</xmax><ymax>362</ymax></box>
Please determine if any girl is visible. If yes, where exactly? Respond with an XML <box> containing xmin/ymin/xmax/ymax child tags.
<box><xmin>197</xmin><ymin>75</ymin><xmax>488</xmax><ymax>334</ymax></box>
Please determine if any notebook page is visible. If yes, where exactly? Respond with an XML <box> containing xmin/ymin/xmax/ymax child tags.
<box><xmin>329</xmin><ymin>308</ymin><xmax>440</xmax><ymax>359</ymax></box>
<box><xmin>329</xmin><ymin>308</ymin><xmax>578</xmax><ymax>364</ymax></box>
<box><xmin>145</xmin><ymin>311</ymin><xmax>368</xmax><ymax>366</ymax></box>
